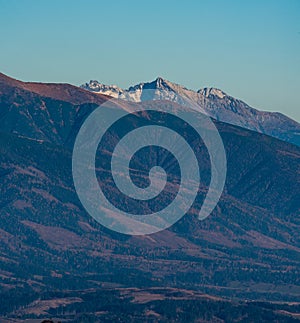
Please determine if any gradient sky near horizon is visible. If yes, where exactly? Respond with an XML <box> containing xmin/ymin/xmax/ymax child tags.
<box><xmin>1</xmin><ymin>0</ymin><xmax>299</xmax><ymax>121</ymax></box>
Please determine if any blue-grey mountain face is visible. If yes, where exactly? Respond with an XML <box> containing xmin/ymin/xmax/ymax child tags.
<box><xmin>82</xmin><ymin>77</ymin><xmax>300</xmax><ymax>147</ymax></box>
<box><xmin>0</xmin><ymin>72</ymin><xmax>299</xmax><ymax>321</ymax></box>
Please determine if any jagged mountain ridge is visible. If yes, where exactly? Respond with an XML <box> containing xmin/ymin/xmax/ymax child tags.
<box><xmin>81</xmin><ymin>77</ymin><xmax>300</xmax><ymax>146</ymax></box>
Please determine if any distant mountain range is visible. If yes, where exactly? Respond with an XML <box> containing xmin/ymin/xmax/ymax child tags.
<box><xmin>82</xmin><ymin>77</ymin><xmax>300</xmax><ymax>147</ymax></box>
<box><xmin>0</xmin><ymin>72</ymin><xmax>299</xmax><ymax>321</ymax></box>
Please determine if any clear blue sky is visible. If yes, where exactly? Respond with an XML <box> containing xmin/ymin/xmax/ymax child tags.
<box><xmin>1</xmin><ymin>0</ymin><xmax>299</xmax><ymax>121</ymax></box>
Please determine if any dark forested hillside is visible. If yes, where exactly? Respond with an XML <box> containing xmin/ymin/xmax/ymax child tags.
<box><xmin>0</xmin><ymin>73</ymin><xmax>299</xmax><ymax>321</ymax></box>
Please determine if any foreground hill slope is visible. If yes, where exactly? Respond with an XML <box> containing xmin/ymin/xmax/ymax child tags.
<box><xmin>0</xmin><ymin>73</ymin><xmax>299</xmax><ymax>320</ymax></box>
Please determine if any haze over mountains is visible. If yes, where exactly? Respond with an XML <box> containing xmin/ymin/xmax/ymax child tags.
<box><xmin>82</xmin><ymin>77</ymin><xmax>300</xmax><ymax>147</ymax></box>
<box><xmin>0</xmin><ymin>72</ymin><xmax>299</xmax><ymax>321</ymax></box>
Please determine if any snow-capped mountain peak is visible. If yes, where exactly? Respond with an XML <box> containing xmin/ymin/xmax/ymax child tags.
<box><xmin>81</xmin><ymin>80</ymin><xmax>123</xmax><ymax>98</ymax></box>
<box><xmin>198</xmin><ymin>87</ymin><xmax>227</xmax><ymax>99</ymax></box>
<box><xmin>80</xmin><ymin>77</ymin><xmax>300</xmax><ymax>146</ymax></box>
